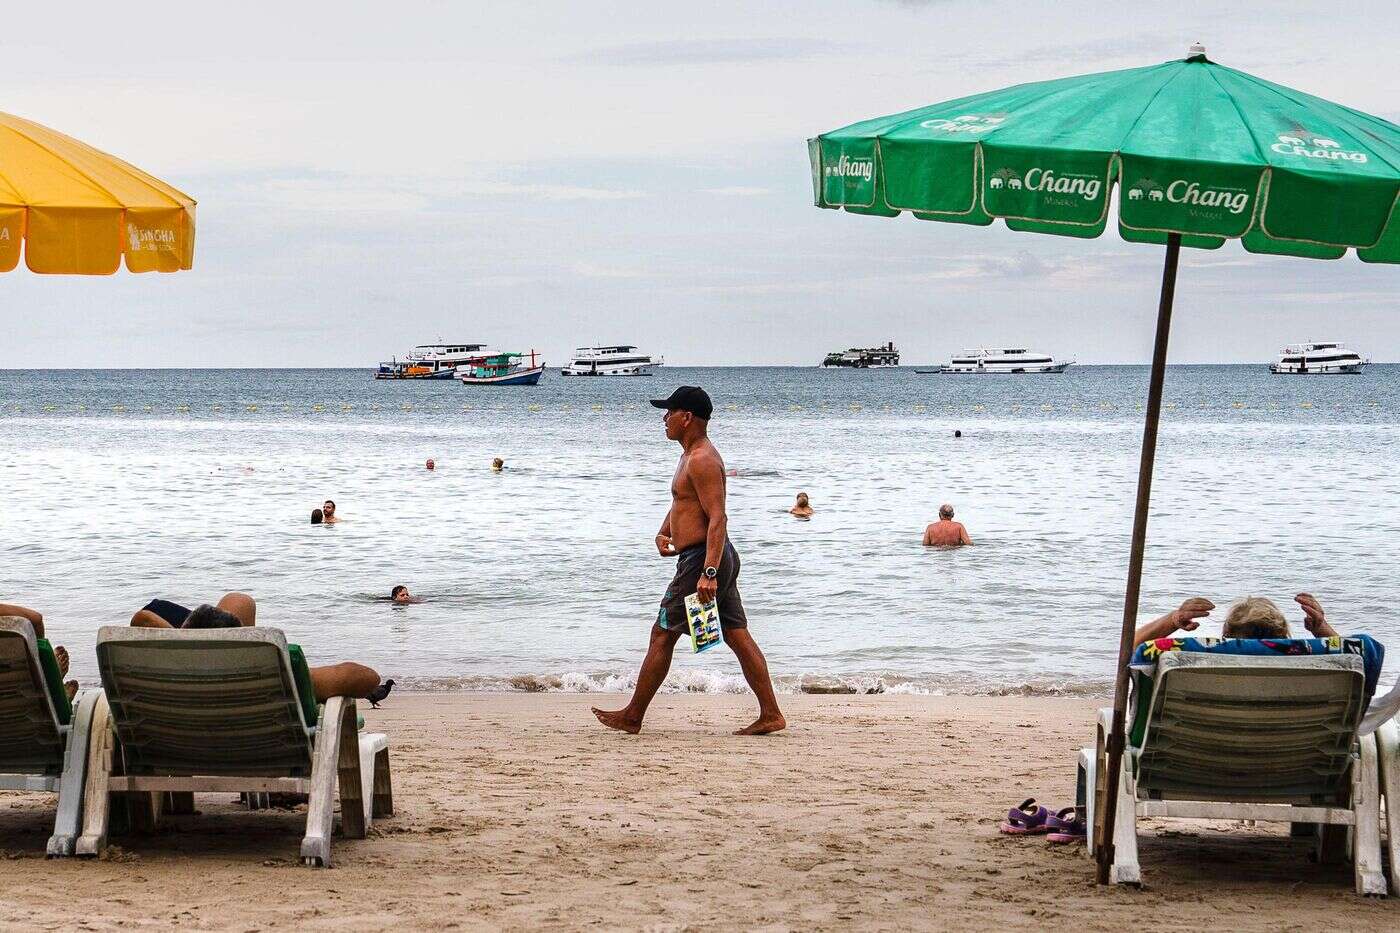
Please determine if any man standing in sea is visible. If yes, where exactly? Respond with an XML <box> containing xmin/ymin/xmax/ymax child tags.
<box><xmin>592</xmin><ymin>386</ymin><xmax>786</xmax><ymax>735</ymax></box>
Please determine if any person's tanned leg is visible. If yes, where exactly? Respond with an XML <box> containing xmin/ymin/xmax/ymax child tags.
<box><xmin>593</xmin><ymin>624</ymin><xmax>684</xmax><ymax>734</ymax></box>
<box><xmin>310</xmin><ymin>662</ymin><xmax>381</xmax><ymax>701</ymax></box>
<box><xmin>724</xmin><ymin>628</ymin><xmax>786</xmax><ymax>735</ymax></box>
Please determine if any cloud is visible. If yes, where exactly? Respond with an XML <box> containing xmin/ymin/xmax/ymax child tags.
<box><xmin>568</xmin><ymin>37</ymin><xmax>855</xmax><ymax>67</ymax></box>
<box><xmin>571</xmin><ymin>261</ymin><xmax>655</xmax><ymax>279</ymax></box>
<box><xmin>455</xmin><ymin>181</ymin><xmax>645</xmax><ymax>201</ymax></box>
<box><xmin>212</xmin><ymin>173</ymin><xmax>645</xmax><ymax>214</ymax></box>
<box><xmin>702</xmin><ymin>186</ymin><xmax>772</xmax><ymax>196</ymax></box>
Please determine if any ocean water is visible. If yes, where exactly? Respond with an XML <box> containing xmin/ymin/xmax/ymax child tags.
<box><xmin>2</xmin><ymin>365</ymin><xmax>1397</xmax><ymax>696</ymax></box>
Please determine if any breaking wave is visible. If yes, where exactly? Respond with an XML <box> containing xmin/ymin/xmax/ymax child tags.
<box><xmin>390</xmin><ymin>670</ymin><xmax>1113</xmax><ymax>697</ymax></box>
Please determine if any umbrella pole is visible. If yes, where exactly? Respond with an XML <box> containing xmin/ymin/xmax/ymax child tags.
<box><xmin>1095</xmin><ymin>232</ymin><xmax>1181</xmax><ymax>885</ymax></box>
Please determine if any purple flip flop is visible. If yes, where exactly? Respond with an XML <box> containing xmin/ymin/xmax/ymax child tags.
<box><xmin>1046</xmin><ymin>807</ymin><xmax>1086</xmax><ymax>844</ymax></box>
<box><xmin>999</xmin><ymin>798</ymin><xmax>1051</xmax><ymax>835</ymax></box>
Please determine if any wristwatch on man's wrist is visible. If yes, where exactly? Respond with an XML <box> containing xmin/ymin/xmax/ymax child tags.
<box><xmin>703</xmin><ymin>566</ymin><xmax>718</xmax><ymax>580</ymax></box>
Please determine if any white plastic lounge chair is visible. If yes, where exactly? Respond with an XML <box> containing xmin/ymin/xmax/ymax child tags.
<box><xmin>0</xmin><ymin>616</ymin><xmax>102</xmax><ymax>856</ymax></box>
<box><xmin>1079</xmin><ymin>652</ymin><xmax>1387</xmax><ymax>895</ymax></box>
<box><xmin>75</xmin><ymin>626</ymin><xmax>392</xmax><ymax>867</ymax></box>
<box><xmin>1377</xmin><ymin>720</ymin><xmax>1400</xmax><ymax>894</ymax></box>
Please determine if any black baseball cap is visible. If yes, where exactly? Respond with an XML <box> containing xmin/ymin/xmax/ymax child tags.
<box><xmin>650</xmin><ymin>386</ymin><xmax>713</xmax><ymax>420</ymax></box>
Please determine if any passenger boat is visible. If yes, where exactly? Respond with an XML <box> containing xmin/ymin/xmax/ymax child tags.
<box><xmin>456</xmin><ymin>351</ymin><xmax>546</xmax><ymax>386</ymax></box>
<box><xmin>560</xmin><ymin>345</ymin><xmax>663</xmax><ymax>376</ymax></box>
<box><xmin>1269</xmin><ymin>342</ymin><xmax>1368</xmax><ymax>374</ymax></box>
<box><xmin>820</xmin><ymin>342</ymin><xmax>900</xmax><ymax>368</ymax></box>
<box><xmin>376</xmin><ymin>343</ymin><xmax>494</xmax><ymax>379</ymax></box>
<box><xmin>943</xmin><ymin>348</ymin><xmax>1073</xmax><ymax>374</ymax></box>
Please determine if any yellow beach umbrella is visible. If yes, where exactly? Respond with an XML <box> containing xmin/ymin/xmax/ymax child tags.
<box><xmin>0</xmin><ymin>111</ymin><xmax>195</xmax><ymax>275</ymax></box>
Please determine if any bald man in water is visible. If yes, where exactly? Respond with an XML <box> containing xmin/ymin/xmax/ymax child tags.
<box><xmin>923</xmin><ymin>504</ymin><xmax>973</xmax><ymax>547</ymax></box>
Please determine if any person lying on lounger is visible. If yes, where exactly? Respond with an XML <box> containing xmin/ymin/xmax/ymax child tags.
<box><xmin>0</xmin><ymin>601</ymin><xmax>78</xmax><ymax>700</ymax></box>
<box><xmin>1134</xmin><ymin>592</ymin><xmax>1339</xmax><ymax>648</ymax></box>
<box><xmin>130</xmin><ymin>592</ymin><xmax>383</xmax><ymax>701</ymax></box>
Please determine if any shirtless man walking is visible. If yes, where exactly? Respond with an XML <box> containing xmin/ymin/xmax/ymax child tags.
<box><xmin>592</xmin><ymin>386</ymin><xmax>786</xmax><ymax>736</ymax></box>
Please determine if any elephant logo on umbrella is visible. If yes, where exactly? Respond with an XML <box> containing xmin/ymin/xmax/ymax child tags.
<box><xmin>1127</xmin><ymin>179</ymin><xmax>1164</xmax><ymax>202</ymax></box>
<box><xmin>988</xmin><ymin>168</ymin><xmax>1022</xmax><ymax>190</ymax></box>
<box><xmin>1272</xmin><ymin>126</ymin><xmax>1366</xmax><ymax>162</ymax></box>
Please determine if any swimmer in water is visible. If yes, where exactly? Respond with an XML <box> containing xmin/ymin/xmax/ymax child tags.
<box><xmin>390</xmin><ymin>585</ymin><xmax>418</xmax><ymax>605</ymax></box>
<box><xmin>311</xmin><ymin>508</ymin><xmax>323</xmax><ymax>525</ymax></box>
<box><xmin>322</xmin><ymin>500</ymin><xmax>339</xmax><ymax>524</ymax></box>
<box><xmin>492</xmin><ymin>458</ymin><xmax>504</xmax><ymax>472</ymax></box>
<box><xmin>426</xmin><ymin>458</ymin><xmax>436</xmax><ymax>471</ymax></box>
<box><xmin>922</xmin><ymin>503</ymin><xmax>973</xmax><ymax>547</ymax></box>
<box><xmin>789</xmin><ymin>492</ymin><xmax>813</xmax><ymax>518</ymax></box>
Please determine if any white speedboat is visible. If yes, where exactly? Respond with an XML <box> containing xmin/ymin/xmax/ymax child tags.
<box><xmin>560</xmin><ymin>346</ymin><xmax>663</xmax><ymax>376</ymax></box>
<box><xmin>376</xmin><ymin>343</ymin><xmax>495</xmax><ymax>379</ymax></box>
<box><xmin>1269</xmin><ymin>342</ymin><xmax>1368</xmax><ymax>374</ymax></box>
<box><xmin>943</xmin><ymin>348</ymin><xmax>1073</xmax><ymax>374</ymax></box>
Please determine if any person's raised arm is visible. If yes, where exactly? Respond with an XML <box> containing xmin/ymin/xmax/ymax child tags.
<box><xmin>0</xmin><ymin>603</ymin><xmax>44</xmax><ymax>637</ymax></box>
<box><xmin>692</xmin><ymin>452</ymin><xmax>727</xmax><ymax>603</ymax></box>
<box><xmin>1295</xmin><ymin>593</ymin><xmax>1339</xmax><ymax>638</ymax></box>
<box><xmin>1134</xmin><ymin>597</ymin><xmax>1214</xmax><ymax>648</ymax></box>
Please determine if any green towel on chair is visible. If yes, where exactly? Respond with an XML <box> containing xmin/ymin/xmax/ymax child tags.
<box><xmin>36</xmin><ymin>638</ymin><xmax>72</xmax><ymax>726</ymax></box>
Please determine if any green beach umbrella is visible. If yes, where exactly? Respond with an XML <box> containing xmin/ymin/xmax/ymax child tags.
<box><xmin>808</xmin><ymin>44</ymin><xmax>1400</xmax><ymax>884</ymax></box>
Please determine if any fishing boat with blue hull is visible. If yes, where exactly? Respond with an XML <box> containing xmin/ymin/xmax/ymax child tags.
<box><xmin>456</xmin><ymin>351</ymin><xmax>546</xmax><ymax>386</ymax></box>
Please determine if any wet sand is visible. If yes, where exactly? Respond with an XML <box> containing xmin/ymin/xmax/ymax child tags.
<box><xmin>0</xmin><ymin>693</ymin><xmax>1395</xmax><ymax>930</ymax></box>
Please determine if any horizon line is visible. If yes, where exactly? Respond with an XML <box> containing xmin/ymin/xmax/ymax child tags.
<box><xmin>1</xmin><ymin>362</ymin><xmax>1396</xmax><ymax>372</ymax></box>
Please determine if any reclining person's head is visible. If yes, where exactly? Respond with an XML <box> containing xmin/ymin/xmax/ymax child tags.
<box><xmin>182</xmin><ymin>604</ymin><xmax>244</xmax><ymax>629</ymax></box>
<box><xmin>1223</xmin><ymin>597</ymin><xmax>1291</xmax><ymax>638</ymax></box>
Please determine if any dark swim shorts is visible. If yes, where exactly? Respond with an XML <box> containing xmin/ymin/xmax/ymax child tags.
<box><xmin>142</xmin><ymin>598</ymin><xmax>191</xmax><ymax>627</ymax></box>
<box><xmin>657</xmin><ymin>539</ymin><xmax>748</xmax><ymax>632</ymax></box>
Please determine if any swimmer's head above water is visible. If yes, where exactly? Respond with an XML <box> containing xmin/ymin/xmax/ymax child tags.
<box><xmin>426</xmin><ymin>458</ymin><xmax>435</xmax><ymax>471</ymax></box>
<box><xmin>311</xmin><ymin>508</ymin><xmax>323</xmax><ymax>525</ymax></box>
<box><xmin>391</xmin><ymin>585</ymin><xmax>412</xmax><ymax>605</ymax></box>
<box><xmin>492</xmin><ymin>457</ymin><xmax>504</xmax><ymax>472</ymax></box>
<box><xmin>939</xmin><ymin>503</ymin><xmax>955</xmax><ymax>519</ymax></box>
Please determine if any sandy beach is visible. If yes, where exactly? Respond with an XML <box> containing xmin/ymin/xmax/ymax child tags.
<box><xmin>0</xmin><ymin>693</ymin><xmax>1392</xmax><ymax>930</ymax></box>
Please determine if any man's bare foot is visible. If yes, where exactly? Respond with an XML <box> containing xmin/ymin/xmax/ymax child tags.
<box><xmin>592</xmin><ymin>707</ymin><xmax>642</xmax><ymax>734</ymax></box>
<box><xmin>55</xmin><ymin>645</ymin><xmax>69</xmax><ymax>676</ymax></box>
<box><xmin>735</xmin><ymin>714</ymin><xmax>786</xmax><ymax>735</ymax></box>
<box><xmin>64</xmin><ymin>680</ymin><xmax>79</xmax><ymax>701</ymax></box>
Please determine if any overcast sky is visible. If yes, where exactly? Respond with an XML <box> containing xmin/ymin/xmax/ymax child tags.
<box><xmin>2</xmin><ymin>1</ymin><xmax>1397</xmax><ymax>367</ymax></box>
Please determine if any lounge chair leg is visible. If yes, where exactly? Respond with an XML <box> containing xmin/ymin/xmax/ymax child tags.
<box><xmin>1352</xmin><ymin>734</ymin><xmax>1387</xmax><ymax>896</ymax></box>
<box><xmin>338</xmin><ymin>702</ymin><xmax>366</xmax><ymax>840</ymax></box>
<box><xmin>372</xmin><ymin>748</ymin><xmax>393</xmax><ymax>819</ymax></box>
<box><xmin>129</xmin><ymin>789</ymin><xmax>162</xmax><ymax>833</ymax></box>
<box><xmin>48</xmin><ymin>690</ymin><xmax>101</xmax><ymax>857</ymax></box>
<box><xmin>167</xmin><ymin>791</ymin><xmax>195</xmax><ymax>815</ymax></box>
<box><xmin>1109</xmin><ymin>748</ymin><xmax>1141</xmax><ymax>886</ymax></box>
<box><xmin>1378</xmin><ymin>722</ymin><xmax>1400</xmax><ymax>896</ymax></box>
<box><xmin>302</xmin><ymin>695</ymin><xmax>349</xmax><ymax>867</ymax></box>
<box><xmin>1078</xmin><ymin>747</ymin><xmax>1095</xmax><ymax>863</ymax></box>
<box><xmin>75</xmin><ymin>694</ymin><xmax>115</xmax><ymax>857</ymax></box>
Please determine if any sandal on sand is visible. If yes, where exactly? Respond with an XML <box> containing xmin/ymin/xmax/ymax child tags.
<box><xmin>999</xmin><ymin>798</ymin><xmax>1051</xmax><ymax>835</ymax></box>
<box><xmin>1046</xmin><ymin>807</ymin><xmax>1086</xmax><ymax>844</ymax></box>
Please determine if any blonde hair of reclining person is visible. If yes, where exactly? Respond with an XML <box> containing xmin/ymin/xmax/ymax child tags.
<box><xmin>1133</xmin><ymin>592</ymin><xmax>1340</xmax><ymax>648</ymax></box>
